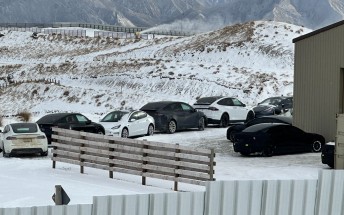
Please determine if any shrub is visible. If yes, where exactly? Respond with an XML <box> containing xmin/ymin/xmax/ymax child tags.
<box><xmin>17</xmin><ymin>111</ymin><xmax>32</xmax><ymax>122</ymax></box>
<box><xmin>63</xmin><ymin>90</ymin><xmax>70</xmax><ymax>96</ymax></box>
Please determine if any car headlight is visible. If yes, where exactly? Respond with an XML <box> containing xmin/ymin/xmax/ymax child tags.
<box><xmin>111</xmin><ymin>125</ymin><xmax>121</xmax><ymax>129</ymax></box>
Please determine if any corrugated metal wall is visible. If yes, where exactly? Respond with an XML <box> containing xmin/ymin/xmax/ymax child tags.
<box><xmin>294</xmin><ymin>24</ymin><xmax>344</xmax><ymax>141</ymax></box>
<box><xmin>0</xmin><ymin>204</ymin><xmax>92</xmax><ymax>215</ymax></box>
<box><xmin>92</xmin><ymin>192</ymin><xmax>205</xmax><ymax>215</ymax></box>
<box><xmin>205</xmin><ymin>179</ymin><xmax>317</xmax><ymax>215</ymax></box>
<box><xmin>315</xmin><ymin>170</ymin><xmax>344</xmax><ymax>215</ymax></box>
<box><xmin>3</xmin><ymin>170</ymin><xmax>344</xmax><ymax>215</ymax></box>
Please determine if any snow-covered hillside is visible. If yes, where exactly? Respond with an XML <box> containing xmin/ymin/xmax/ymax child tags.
<box><xmin>0</xmin><ymin>21</ymin><xmax>311</xmax><ymax>117</ymax></box>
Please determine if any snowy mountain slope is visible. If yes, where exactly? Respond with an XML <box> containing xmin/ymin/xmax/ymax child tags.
<box><xmin>0</xmin><ymin>21</ymin><xmax>311</xmax><ymax>116</ymax></box>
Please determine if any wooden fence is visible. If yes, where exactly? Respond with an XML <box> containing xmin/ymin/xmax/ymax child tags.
<box><xmin>51</xmin><ymin>127</ymin><xmax>216</xmax><ymax>191</ymax></box>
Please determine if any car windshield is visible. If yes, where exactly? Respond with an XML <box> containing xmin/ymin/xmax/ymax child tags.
<box><xmin>259</xmin><ymin>97</ymin><xmax>283</xmax><ymax>106</ymax></box>
<box><xmin>11</xmin><ymin>123</ymin><xmax>38</xmax><ymax>133</ymax></box>
<box><xmin>100</xmin><ymin>111</ymin><xmax>128</xmax><ymax>122</ymax></box>
<box><xmin>195</xmin><ymin>97</ymin><xmax>223</xmax><ymax>104</ymax></box>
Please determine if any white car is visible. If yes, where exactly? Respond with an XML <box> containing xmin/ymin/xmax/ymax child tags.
<box><xmin>99</xmin><ymin>110</ymin><xmax>155</xmax><ymax>138</ymax></box>
<box><xmin>0</xmin><ymin>123</ymin><xmax>48</xmax><ymax>157</ymax></box>
<box><xmin>193</xmin><ymin>96</ymin><xmax>254</xmax><ymax>127</ymax></box>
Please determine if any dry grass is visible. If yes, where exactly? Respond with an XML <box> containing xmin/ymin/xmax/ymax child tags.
<box><xmin>17</xmin><ymin>111</ymin><xmax>32</xmax><ymax>122</ymax></box>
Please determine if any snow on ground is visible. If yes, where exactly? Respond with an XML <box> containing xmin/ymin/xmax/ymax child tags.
<box><xmin>0</xmin><ymin>120</ymin><xmax>330</xmax><ymax>208</ymax></box>
<box><xmin>0</xmin><ymin>21</ymin><xmax>321</xmax><ymax>208</ymax></box>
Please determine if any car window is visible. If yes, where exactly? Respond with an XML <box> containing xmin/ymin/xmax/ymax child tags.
<box><xmin>164</xmin><ymin>103</ymin><xmax>183</xmax><ymax>111</ymax></box>
<box><xmin>217</xmin><ymin>98</ymin><xmax>233</xmax><ymax>106</ymax></box>
<box><xmin>75</xmin><ymin>114</ymin><xmax>89</xmax><ymax>123</ymax></box>
<box><xmin>3</xmin><ymin>125</ymin><xmax>9</xmax><ymax>133</ymax></box>
<box><xmin>136</xmin><ymin>111</ymin><xmax>147</xmax><ymax>120</ymax></box>
<box><xmin>101</xmin><ymin>111</ymin><xmax>128</xmax><ymax>122</ymax></box>
<box><xmin>129</xmin><ymin>112</ymin><xmax>139</xmax><ymax>121</ymax></box>
<box><xmin>195</xmin><ymin>97</ymin><xmax>222</xmax><ymax>104</ymax></box>
<box><xmin>11</xmin><ymin>123</ymin><xmax>38</xmax><ymax>133</ymax></box>
<box><xmin>232</xmin><ymin>98</ymin><xmax>244</xmax><ymax>106</ymax></box>
<box><xmin>64</xmin><ymin>116</ymin><xmax>77</xmax><ymax>123</ymax></box>
<box><xmin>181</xmin><ymin>103</ymin><xmax>193</xmax><ymax>111</ymax></box>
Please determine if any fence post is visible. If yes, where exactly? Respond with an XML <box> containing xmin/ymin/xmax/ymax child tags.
<box><xmin>80</xmin><ymin>134</ymin><xmax>85</xmax><ymax>174</ymax></box>
<box><xmin>174</xmin><ymin>143</ymin><xmax>180</xmax><ymax>191</ymax></box>
<box><xmin>209</xmin><ymin>149</ymin><xmax>215</xmax><ymax>181</ymax></box>
<box><xmin>52</xmin><ymin>128</ymin><xmax>57</xmax><ymax>168</ymax></box>
<box><xmin>142</xmin><ymin>139</ymin><xmax>148</xmax><ymax>185</ymax></box>
<box><xmin>109</xmin><ymin>140</ymin><xmax>115</xmax><ymax>178</ymax></box>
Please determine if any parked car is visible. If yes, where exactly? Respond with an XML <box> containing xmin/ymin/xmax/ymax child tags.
<box><xmin>0</xmin><ymin>123</ymin><xmax>48</xmax><ymax>157</ymax></box>
<box><xmin>321</xmin><ymin>142</ymin><xmax>334</xmax><ymax>168</ymax></box>
<box><xmin>253</xmin><ymin>96</ymin><xmax>293</xmax><ymax>118</ymax></box>
<box><xmin>233</xmin><ymin>123</ymin><xmax>325</xmax><ymax>156</ymax></box>
<box><xmin>140</xmin><ymin>101</ymin><xmax>206</xmax><ymax>133</ymax></box>
<box><xmin>226</xmin><ymin>115</ymin><xmax>292</xmax><ymax>142</ymax></box>
<box><xmin>99</xmin><ymin>110</ymin><xmax>155</xmax><ymax>138</ymax></box>
<box><xmin>193</xmin><ymin>96</ymin><xmax>254</xmax><ymax>127</ymax></box>
<box><xmin>36</xmin><ymin>113</ymin><xmax>105</xmax><ymax>144</ymax></box>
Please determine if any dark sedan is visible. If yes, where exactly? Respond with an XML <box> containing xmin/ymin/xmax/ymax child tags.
<box><xmin>36</xmin><ymin>113</ymin><xmax>105</xmax><ymax>144</ymax></box>
<box><xmin>140</xmin><ymin>101</ymin><xmax>206</xmax><ymax>133</ymax></box>
<box><xmin>227</xmin><ymin>115</ymin><xmax>292</xmax><ymax>142</ymax></box>
<box><xmin>233</xmin><ymin>123</ymin><xmax>325</xmax><ymax>156</ymax></box>
<box><xmin>321</xmin><ymin>143</ymin><xmax>334</xmax><ymax>168</ymax></box>
<box><xmin>253</xmin><ymin>96</ymin><xmax>293</xmax><ymax>118</ymax></box>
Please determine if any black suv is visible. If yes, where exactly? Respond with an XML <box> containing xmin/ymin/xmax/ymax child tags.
<box><xmin>36</xmin><ymin>113</ymin><xmax>105</xmax><ymax>144</ymax></box>
<box><xmin>253</xmin><ymin>96</ymin><xmax>293</xmax><ymax>118</ymax></box>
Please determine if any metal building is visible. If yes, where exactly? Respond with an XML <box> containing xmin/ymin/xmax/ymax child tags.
<box><xmin>293</xmin><ymin>20</ymin><xmax>344</xmax><ymax>142</ymax></box>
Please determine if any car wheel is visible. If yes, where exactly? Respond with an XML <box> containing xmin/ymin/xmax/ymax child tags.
<box><xmin>312</xmin><ymin>140</ymin><xmax>322</xmax><ymax>152</ymax></box>
<box><xmin>262</xmin><ymin>145</ymin><xmax>274</xmax><ymax>157</ymax></box>
<box><xmin>121</xmin><ymin>128</ymin><xmax>129</xmax><ymax>138</ymax></box>
<box><xmin>41</xmin><ymin>151</ymin><xmax>48</xmax><ymax>156</ymax></box>
<box><xmin>2</xmin><ymin>147</ymin><xmax>10</xmax><ymax>158</ymax></box>
<box><xmin>219</xmin><ymin>114</ymin><xmax>229</xmax><ymax>127</ymax></box>
<box><xmin>96</xmin><ymin>128</ymin><xmax>105</xmax><ymax>135</ymax></box>
<box><xmin>147</xmin><ymin>124</ymin><xmax>154</xmax><ymax>136</ymax></box>
<box><xmin>167</xmin><ymin>120</ymin><xmax>177</xmax><ymax>134</ymax></box>
<box><xmin>245</xmin><ymin>111</ymin><xmax>255</xmax><ymax>123</ymax></box>
<box><xmin>198</xmin><ymin>117</ymin><xmax>205</xmax><ymax>131</ymax></box>
<box><xmin>229</xmin><ymin>130</ymin><xmax>237</xmax><ymax>142</ymax></box>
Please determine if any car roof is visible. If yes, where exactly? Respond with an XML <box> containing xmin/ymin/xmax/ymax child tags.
<box><xmin>140</xmin><ymin>101</ymin><xmax>182</xmax><ymax>110</ymax></box>
<box><xmin>36</xmin><ymin>113</ymin><xmax>80</xmax><ymax>124</ymax></box>
<box><xmin>8</xmin><ymin>122</ymin><xmax>38</xmax><ymax>126</ymax></box>
<box><xmin>243</xmin><ymin>123</ymin><xmax>288</xmax><ymax>132</ymax></box>
<box><xmin>259</xmin><ymin>115</ymin><xmax>293</xmax><ymax>124</ymax></box>
<box><xmin>195</xmin><ymin>96</ymin><xmax>234</xmax><ymax>104</ymax></box>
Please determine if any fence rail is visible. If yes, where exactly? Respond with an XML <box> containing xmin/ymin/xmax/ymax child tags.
<box><xmin>51</xmin><ymin>127</ymin><xmax>215</xmax><ymax>190</ymax></box>
<box><xmin>0</xmin><ymin>22</ymin><xmax>193</xmax><ymax>37</ymax></box>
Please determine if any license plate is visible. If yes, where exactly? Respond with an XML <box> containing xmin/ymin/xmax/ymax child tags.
<box><xmin>22</xmin><ymin>139</ymin><xmax>32</xmax><ymax>142</ymax></box>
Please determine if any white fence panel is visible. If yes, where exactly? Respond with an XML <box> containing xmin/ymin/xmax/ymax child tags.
<box><xmin>316</xmin><ymin>170</ymin><xmax>344</xmax><ymax>215</ymax></box>
<box><xmin>92</xmin><ymin>192</ymin><xmax>204</xmax><ymax>215</ymax></box>
<box><xmin>205</xmin><ymin>180</ymin><xmax>263</xmax><ymax>215</ymax></box>
<box><xmin>149</xmin><ymin>192</ymin><xmax>204</xmax><ymax>215</ymax></box>
<box><xmin>0</xmin><ymin>205</ymin><xmax>92</xmax><ymax>215</ymax></box>
<box><xmin>205</xmin><ymin>179</ymin><xmax>317</xmax><ymax>215</ymax></box>
<box><xmin>261</xmin><ymin>180</ymin><xmax>317</xmax><ymax>215</ymax></box>
<box><xmin>93</xmin><ymin>194</ymin><xmax>149</xmax><ymax>215</ymax></box>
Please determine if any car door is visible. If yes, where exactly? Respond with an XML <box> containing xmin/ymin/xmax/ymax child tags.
<box><xmin>128</xmin><ymin>111</ymin><xmax>141</xmax><ymax>136</ymax></box>
<box><xmin>136</xmin><ymin>111</ymin><xmax>150</xmax><ymax>135</ymax></box>
<box><xmin>217</xmin><ymin>98</ymin><xmax>236</xmax><ymax>120</ymax></box>
<box><xmin>74</xmin><ymin>114</ymin><xmax>94</xmax><ymax>133</ymax></box>
<box><xmin>232</xmin><ymin>98</ymin><xmax>249</xmax><ymax>121</ymax></box>
<box><xmin>180</xmin><ymin>102</ymin><xmax>199</xmax><ymax>128</ymax></box>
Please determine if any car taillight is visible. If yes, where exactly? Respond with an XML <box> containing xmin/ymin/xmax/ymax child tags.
<box><xmin>6</xmin><ymin>136</ymin><xmax>17</xmax><ymax>140</ymax></box>
<box><xmin>36</xmin><ymin>135</ymin><xmax>46</xmax><ymax>139</ymax></box>
<box><xmin>209</xmin><ymin>107</ymin><xmax>219</xmax><ymax>111</ymax></box>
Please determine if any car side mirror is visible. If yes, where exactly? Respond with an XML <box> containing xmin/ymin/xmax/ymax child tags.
<box><xmin>86</xmin><ymin>120</ymin><xmax>92</xmax><ymax>124</ymax></box>
<box><xmin>0</xmin><ymin>129</ymin><xmax>2</xmax><ymax>133</ymax></box>
<box><xmin>242</xmin><ymin>104</ymin><xmax>246</xmax><ymax>107</ymax></box>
